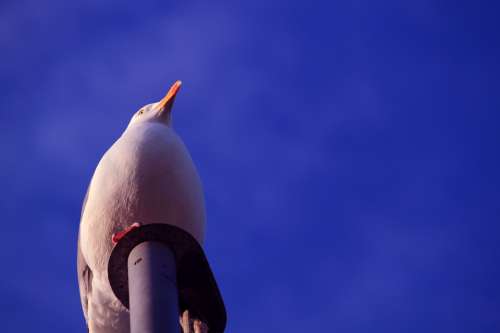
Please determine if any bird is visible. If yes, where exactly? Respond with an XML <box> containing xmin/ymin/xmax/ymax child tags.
<box><xmin>77</xmin><ymin>81</ymin><xmax>207</xmax><ymax>333</ymax></box>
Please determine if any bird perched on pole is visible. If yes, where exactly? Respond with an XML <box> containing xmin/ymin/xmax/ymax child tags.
<box><xmin>77</xmin><ymin>81</ymin><xmax>208</xmax><ymax>333</ymax></box>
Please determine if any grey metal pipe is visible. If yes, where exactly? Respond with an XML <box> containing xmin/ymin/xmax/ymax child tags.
<box><xmin>127</xmin><ymin>241</ymin><xmax>179</xmax><ymax>333</ymax></box>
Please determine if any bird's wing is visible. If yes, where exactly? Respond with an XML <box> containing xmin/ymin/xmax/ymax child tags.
<box><xmin>77</xmin><ymin>185</ymin><xmax>93</xmax><ymax>328</ymax></box>
<box><xmin>77</xmin><ymin>235</ymin><xmax>92</xmax><ymax>325</ymax></box>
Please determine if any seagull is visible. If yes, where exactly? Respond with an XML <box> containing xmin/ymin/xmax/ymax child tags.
<box><xmin>77</xmin><ymin>81</ymin><xmax>207</xmax><ymax>333</ymax></box>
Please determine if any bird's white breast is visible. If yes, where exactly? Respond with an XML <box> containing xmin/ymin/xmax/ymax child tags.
<box><xmin>80</xmin><ymin>122</ymin><xmax>206</xmax><ymax>278</ymax></box>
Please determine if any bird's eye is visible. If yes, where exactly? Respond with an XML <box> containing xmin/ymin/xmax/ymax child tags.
<box><xmin>137</xmin><ymin>109</ymin><xmax>144</xmax><ymax>116</ymax></box>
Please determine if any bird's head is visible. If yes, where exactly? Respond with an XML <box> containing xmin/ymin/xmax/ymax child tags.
<box><xmin>127</xmin><ymin>80</ymin><xmax>182</xmax><ymax>128</ymax></box>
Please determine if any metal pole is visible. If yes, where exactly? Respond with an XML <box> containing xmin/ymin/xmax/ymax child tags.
<box><xmin>127</xmin><ymin>241</ymin><xmax>179</xmax><ymax>333</ymax></box>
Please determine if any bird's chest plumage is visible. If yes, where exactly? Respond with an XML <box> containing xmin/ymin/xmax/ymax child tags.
<box><xmin>80</xmin><ymin>123</ymin><xmax>205</xmax><ymax>278</ymax></box>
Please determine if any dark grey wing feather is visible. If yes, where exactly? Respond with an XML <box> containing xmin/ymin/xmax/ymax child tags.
<box><xmin>77</xmin><ymin>185</ymin><xmax>92</xmax><ymax>327</ymax></box>
<box><xmin>77</xmin><ymin>236</ymin><xmax>92</xmax><ymax>325</ymax></box>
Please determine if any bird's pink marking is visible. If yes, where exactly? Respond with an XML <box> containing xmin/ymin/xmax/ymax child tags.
<box><xmin>112</xmin><ymin>222</ymin><xmax>141</xmax><ymax>245</ymax></box>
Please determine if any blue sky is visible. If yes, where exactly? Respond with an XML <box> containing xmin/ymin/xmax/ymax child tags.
<box><xmin>1</xmin><ymin>0</ymin><xmax>499</xmax><ymax>332</ymax></box>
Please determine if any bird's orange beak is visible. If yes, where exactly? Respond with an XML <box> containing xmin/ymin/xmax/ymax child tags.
<box><xmin>157</xmin><ymin>80</ymin><xmax>182</xmax><ymax>113</ymax></box>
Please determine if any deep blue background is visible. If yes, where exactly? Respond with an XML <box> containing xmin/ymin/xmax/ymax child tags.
<box><xmin>1</xmin><ymin>0</ymin><xmax>499</xmax><ymax>332</ymax></box>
